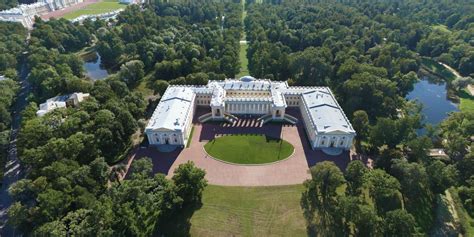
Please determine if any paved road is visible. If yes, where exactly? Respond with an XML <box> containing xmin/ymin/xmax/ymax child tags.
<box><xmin>0</xmin><ymin>61</ymin><xmax>30</xmax><ymax>236</ymax></box>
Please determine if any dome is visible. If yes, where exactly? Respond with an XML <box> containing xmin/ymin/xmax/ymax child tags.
<box><xmin>239</xmin><ymin>76</ymin><xmax>256</xmax><ymax>82</ymax></box>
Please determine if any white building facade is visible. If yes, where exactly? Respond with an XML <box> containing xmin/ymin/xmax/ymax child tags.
<box><xmin>36</xmin><ymin>92</ymin><xmax>90</xmax><ymax>117</ymax></box>
<box><xmin>0</xmin><ymin>0</ymin><xmax>83</xmax><ymax>28</ymax></box>
<box><xmin>146</xmin><ymin>77</ymin><xmax>355</xmax><ymax>150</ymax></box>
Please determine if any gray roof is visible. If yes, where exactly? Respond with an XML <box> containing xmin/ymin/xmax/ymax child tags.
<box><xmin>147</xmin><ymin>79</ymin><xmax>354</xmax><ymax>136</ymax></box>
<box><xmin>301</xmin><ymin>89</ymin><xmax>355</xmax><ymax>134</ymax></box>
<box><xmin>146</xmin><ymin>86</ymin><xmax>194</xmax><ymax>131</ymax></box>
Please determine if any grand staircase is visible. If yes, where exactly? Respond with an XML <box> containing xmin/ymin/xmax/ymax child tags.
<box><xmin>282</xmin><ymin>114</ymin><xmax>298</xmax><ymax>125</ymax></box>
<box><xmin>257</xmin><ymin>113</ymin><xmax>298</xmax><ymax>125</ymax></box>
<box><xmin>198</xmin><ymin>112</ymin><xmax>239</xmax><ymax>124</ymax></box>
<box><xmin>198</xmin><ymin>113</ymin><xmax>213</xmax><ymax>123</ymax></box>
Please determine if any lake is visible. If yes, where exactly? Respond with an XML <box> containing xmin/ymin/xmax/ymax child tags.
<box><xmin>83</xmin><ymin>52</ymin><xmax>109</xmax><ymax>80</ymax></box>
<box><xmin>406</xmin><ymin>76</ymin><xmax>459</xmax><ymax>129</ymax></box>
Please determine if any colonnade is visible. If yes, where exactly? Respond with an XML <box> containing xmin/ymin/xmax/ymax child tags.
<box><xmin>225</xmin><ymin>102</ymin><xmax>272</xmax><ymax>114</ymax></box>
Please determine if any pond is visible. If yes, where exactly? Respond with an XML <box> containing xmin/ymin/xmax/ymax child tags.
<box><xmin>83</xmin><ymin>52</ymin><xmax>109</xmax><ymax>80</ymax></box>
<box><xmin>406</xmin><ymin>76</ymin><xmax>459</xmax><ymax>129</ymax></box>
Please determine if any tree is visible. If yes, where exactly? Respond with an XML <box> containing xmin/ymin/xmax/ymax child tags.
<box><xmin>119</xmin><ymin>60</ymin><xmax>145</xmax><ymax>88</ymax></box>
<box><xmin>426</xmin><ymin>160</ymin><xmax>459</xmax><ymax>194</ymax></box>
<box><xmin>341</xmin><ymin>197</ymin><xmax>382</xmax><ymax>237</ymax></box>
<box><xmin>384</xmin><ymin>209</ymin><xmax>418</xmax><ymax>236</ymax></box>
<box><xmin>152</xmin><ymin>80</ymin><xmax>169</xmax><ymax>96</ymax></box>
<box><xmin>352</xmin><ymin>110</ymin><xmax>369</xmax><ymax>152</ymax></box>
<box><xmin>301</xmin><ymin>161</ymin><xmax>346</xmax><ymax>235</ymax></box>
<box><xmin>365</xmin><ymin>169</ymin><xmax>402</xmax><ymax>214</ymax></box>
<box><xmin>289</xmin><ymin>47</ymin><xmax>333</xmax><ymax>86</ymax></box>
<box><xmin>130</xmin><ymin>157</ymin><xmax>153</xmax><ymax>179</ymax></box>
<box><xmin>109</xmin><ymin>164</ymin><xmax>127</xmax><ymax>186</ymax></box>
<box><xmin>345</xmin><ymin>160</ymin><xmax>367</xmax><ymax>196</ymax></box>
<box><xmin>391</xmin><ymin>159</ymin><xmax>434</xmax><ymax>232</ymax></box>
<box><xmin>172</xmin><ymin>161</ymin><xmax>207</xmax><ymax>206</ymax></box>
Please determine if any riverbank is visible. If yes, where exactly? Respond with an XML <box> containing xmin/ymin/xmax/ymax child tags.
<box><xmin>419</xmin><ymin>58</ymin><xmax>474</xmax><ymax>112</ymax></box>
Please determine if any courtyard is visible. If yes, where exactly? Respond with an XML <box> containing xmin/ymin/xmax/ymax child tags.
<box><xmin>134</xmin><ymin>107</ymin><xmax>354</xmax><ymax>186</ymax></box>
<box><xmin>204</xmin><ymin>134</ymin><xmax>294</xmax><ymax>164</ymax></box>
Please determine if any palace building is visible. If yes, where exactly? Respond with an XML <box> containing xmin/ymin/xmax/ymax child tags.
<box><xmin>145</xmin><ymin>76</ymin><xmax>355</xmax><ymax>150</ymax></box>
<box><xmin>0</xmin><ymin>0</ymin><xmax>83</xmax><ymax>28</ymax></box>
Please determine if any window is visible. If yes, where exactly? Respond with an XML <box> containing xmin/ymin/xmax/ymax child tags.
<box><xmin>321</xmin><ymin>140</ymin><xmax>325</xmax><ymax>145</ymax></box>
<box><xmin>340</xmin><ymin>140</ymin><xmax>344</xmax><ymax>146</ymax></box>
<box><xmin>174</xmin><ymin>138</ymin><xmax>178</xmax><ymax>143</ymax></box>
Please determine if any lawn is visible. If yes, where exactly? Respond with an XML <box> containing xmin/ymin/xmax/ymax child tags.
<box><xmin>204</xmin><ymin>134</ymin><xmax>294</xmax><ymax>164</ymax></box>
<box><xmin>237</xmin><ymin>42</ymin><xmax>250</xmax><ymax>78</ymax></box>
<box><xmin>459</xmin><ymin>89</ymin><xmax>474</xmax><ymax>113</ymax></box>
<box><xmin>175</xmin><ymin>185</ymin><xmax>306</xmax><ymax>237</ymax></box>
<box><xmin>62</xmin><ymin>0</ymin><xmax>126</xmax><ymax>20</ymax></box>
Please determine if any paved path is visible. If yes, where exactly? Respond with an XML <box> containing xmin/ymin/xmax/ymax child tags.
<box><xmin>439</xmin><ymin>62</ymin><xmax>462</xmax><ymax>79</ymax></box>
<box><xmin>0</xmin><ymin>62</ymin><xmax>30</xmax><ymax>236</ymax></box>
<box><xmin>136</xmin><ymin>108</ymin><xmax>352</xmax><ymax>186</ymax></box>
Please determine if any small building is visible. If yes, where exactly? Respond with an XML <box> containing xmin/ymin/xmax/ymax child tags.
<box><xmin>145</xmin><ymin>87</ymin><xmax>195</xmax><ymax>146</ymax></box>
<box><xmin>36</xmin><ymin>92</ymin><xmax>90</xmax><ymax>117</ymax></box>
<box><xmin>146</xmin><ymin>77</ymin><xmax>356</xmax><ymax>150</ymax></box>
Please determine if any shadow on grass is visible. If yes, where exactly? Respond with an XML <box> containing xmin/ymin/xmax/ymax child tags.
<box><xmin>155</xmin><ymin>202</ymin><xmax>203</xmax><ymax>237</ymax></box>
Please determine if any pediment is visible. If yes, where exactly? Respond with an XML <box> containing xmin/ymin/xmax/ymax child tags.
<box><xmin>153</xmin><ymin>127</ymin><xmax>174</xmax><ymax>132</ymax></box>
<box><xmin>324</xmin><ymin>130</ymin><xmax>350</xmax><ymax>135</ymax></box>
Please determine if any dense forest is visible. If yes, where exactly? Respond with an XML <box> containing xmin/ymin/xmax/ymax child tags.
<box><xmin>243</xmin><ymin>0</ymin><xmax>473</xmax><ymax>235</ymax></box>
<box><xmin>0</xmin><ymin>0</ymin><xmax>18</xmax><ymax>11</ymax></box>
<box><xmin>0</xmin><ymin>0</ymin><xmax>472</xmax><ymax>236</ymax></box>
<box><xmin>0</xmin><ymin>22</ymin><xmax>26</xmax><ymax>181</ymax></box>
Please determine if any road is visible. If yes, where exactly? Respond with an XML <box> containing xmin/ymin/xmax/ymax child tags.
<box><xmin>0</xmin><ymin>60</ymin><xmax>30</xmax><ymax>236</ymax></box>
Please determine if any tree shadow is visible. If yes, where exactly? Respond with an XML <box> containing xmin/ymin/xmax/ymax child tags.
<box><xmin>154</xmin><ymin>202</ymin><xmax>203</xmax><ymax>237</ymax></box>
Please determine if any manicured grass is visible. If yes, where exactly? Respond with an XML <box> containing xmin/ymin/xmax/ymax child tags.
<box><xmin>421</xmin><ymin>58</ymin><xmax>457</xmax><ymax>81</ymax></box>
<box><xmin>459</xmin><ymin>89</ymin><xmax>474</xmax><ymax>113</ymax></box>
<box><xmin>62</xmin><ymin>0</ymin><xmax>125</xmax><ymax>20</ymax></box>
<box><xmin>204</xmin><ymin>134</ymin><xmax>294</xmax><ymax>164</ymax></box>
<box><xmin>236</xmin><ymin>42</ymin><xmax>249</xmax><ymax>78</ymax></box>
<box><xmin>189</xmin><ymin>185</ymin><xmax>306</xmax><ymax>236</ymax></box>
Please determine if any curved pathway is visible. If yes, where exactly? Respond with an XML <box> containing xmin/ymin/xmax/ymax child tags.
<box><xmin>137</xmin><ymin>108</ymin><xmax>352</xmax><ymax>186</ymax></box>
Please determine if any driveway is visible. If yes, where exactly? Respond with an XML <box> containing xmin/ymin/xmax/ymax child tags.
<box><xmin>137</xmin><ymin>108</ymin><xmax>352</xmax><ymax>187</ymax></box>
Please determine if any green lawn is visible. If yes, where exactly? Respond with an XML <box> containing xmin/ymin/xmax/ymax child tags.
<box><xmin>236</xmin><ymin>42</ymin><xmax>250</xmax><ymax>78</ymax></box>
<box><xmin>459</xmin><ymin>88</ymin><xmax>474</xmax><ymax>112</ymax></box>
<box><xmin>204</xmin><ymin>134</ymin><xmax>294</xmax><ymax>164</ymax></box>
<box><xmin>189</xmin><ymin>185</ymin><xmax>306</xmax><ymax>236</ymax></box>
<box><xmin>62</xmin><ymin>0</ymin><xmax>126</xmax><ymax>20</ymax></box>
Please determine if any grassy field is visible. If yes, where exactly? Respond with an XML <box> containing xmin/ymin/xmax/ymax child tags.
<box><xmin>459</xmin><ymin>89</ymin><xmax>474</xmax><ymax>112</ymax></box>
<box><xmin>237</xmin><ymin>43</ymin><xmax>249</xmax><ymax>78</ymax></box>
<box><xmin>204</xmin><ymin>134</ymin><xmax>294</xmax><ymax>164</ymax></box>
<box><xmin>62</xmin><ymin>0</ymin><xmax>125</xmax><ymax>20</ymax></box>
<box><xmin>189</xmin><ymin>185</ymin><xmax>307</xmax><ymax>237</ymax></box>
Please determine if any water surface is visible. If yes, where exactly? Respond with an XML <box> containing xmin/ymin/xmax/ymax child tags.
<box><xmin>83</xmin><ymin>52</ymin><xmax>109</xmax><ymax>80</ymax></box>
<box><xmin>406</xmin><ymin>76</ymin><xmax>459</xmax><ymax>128</ymax></box>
